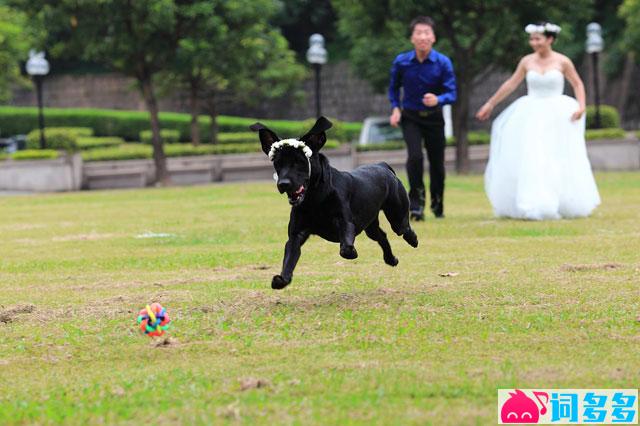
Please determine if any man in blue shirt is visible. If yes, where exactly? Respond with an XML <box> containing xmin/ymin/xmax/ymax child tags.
<box><xmin>389</xmin><ymin>16</ymin><xmax>457</xmax><ymax>220</ymax></box>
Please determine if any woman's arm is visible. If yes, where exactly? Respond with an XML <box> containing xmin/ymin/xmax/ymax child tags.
<box><xmin>562</xmin><ymin>56</ymin><xmax>587</xmax><ymax>121</ymax></box>
<box><xmin>475</xmin><ymin>57</ymin><xmax>528</xmax><ymax>121</ymax></box>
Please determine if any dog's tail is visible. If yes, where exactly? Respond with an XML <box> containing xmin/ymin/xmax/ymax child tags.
<box><xmin>379</xmin><ymin>162</ymin><xmax>396</xmax><ymax>175</ymax></box>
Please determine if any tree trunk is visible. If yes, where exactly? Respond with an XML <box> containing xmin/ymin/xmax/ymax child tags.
<box><xmin>189</xmin><ymin>79</ymin><xmax>200</xmax><ymax>146</ymax></box>
<box><xmin>616</xmin><ymin>52</ymin><xmax>635</xmax><ymax>123</ymax></box>
<box><xmin>140</xmin><ymin>76</ymin><xmax>169</xmax><ymax>185</ymax></box>
<box><xmin>208</xmin><ymin>94</ymin><xmax>218</xmax><ymax>145</ymax></box>
<box><xmin>453</xmin><ymin>68</ymin><xmax>471</xmax><ymax>173</ymax></box>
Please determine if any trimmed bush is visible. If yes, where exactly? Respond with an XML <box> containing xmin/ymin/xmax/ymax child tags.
<box><xmin>139</xmin><ymin>129</ymin><xmax>181</xmax><ymax>144</ymax></box>
<box><xmin>585</xmin><ymin>127</ymin><xmax>626</xmax><ymax>141</ymax></box>
<box><xmin>8</xmin><ymin>149</ymin><xmax>60</xmax><ymax>161</ymax></box>
<box><xmin>25</xmin><ymin>128</ymin><xmax>79</xmax><ymax>151</ymax></box>
<box><xmin>0</xmin><ymin>106</ymin><xmax>362</xmax><ymax>144</ymax></box>
<box><xmin>216</xmin><ymin>132</ymin><xmax>256</xmax><ymax>144</ymax></box>
<box><xmin>586</xmin><ymin>105</ymin><xmax>620</xmax><ymax>129</ymax></box>
<box><xmin>357</xmin><ymin>141</ymin><xmax>405</xmax><ymax>152</ymax></box>
<box><xmin>82</xmin><ymin>140</ymin><xmax>341</xmax><ymax>162</ymax></box>
<box><xmin>81</xmin><ymin>144</ymin><xmax>152</xmax><ymax>162</ymax></box>
<box><xmin>77</xmin><ymin>136</ymin><xmax>125</xmax><ymax>150</ymax></box>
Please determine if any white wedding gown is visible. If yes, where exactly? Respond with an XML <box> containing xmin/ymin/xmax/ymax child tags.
<box><xmin>484</xmin><ymin>69</ymin><xmax>601</xmax><ymax>220</ymax></box>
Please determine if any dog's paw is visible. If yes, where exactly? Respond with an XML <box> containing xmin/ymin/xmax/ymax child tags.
<box><xmin>271</xmin><ymin>275</ymin><xmax>291</xmax><ymax>290</ymax></box>
<box><xmin>340</xmin><ymin>245</ymin><xmax>358</xmax><ymax>260</ymax></box>
<box><xmin>403</xmin><ymin>230</ymin><xmax>419</xmax><ymax>248</ymax></box>
<box><xmin>384</xmin><ymin>255</ymin><xmax>399</xmax><ymax>267</ymax></box>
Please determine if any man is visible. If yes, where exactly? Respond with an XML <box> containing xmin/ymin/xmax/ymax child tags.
<box><xmin>389</xmin><ymin>16</ymin><xmax>457</xmax><ymax>220</ymax></box>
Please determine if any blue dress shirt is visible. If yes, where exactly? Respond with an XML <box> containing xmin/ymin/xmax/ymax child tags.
<box><xmin>388</xmin><ymin>49</ymin><xmax>457</xmax><ymax>111</ymax></box>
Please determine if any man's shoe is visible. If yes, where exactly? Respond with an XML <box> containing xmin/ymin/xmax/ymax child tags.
<box><xmin>431</xmin><ymin>197</ymin><xmax>444</xmax><ymax>218</ymax></box>
<box><xmin>410</xmin><ymin>208</ymin><xmax>425</xmax><ymax>221</ymax></box>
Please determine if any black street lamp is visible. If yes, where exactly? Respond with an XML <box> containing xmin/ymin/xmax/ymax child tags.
<box><xmin>26</xmin><ymin>50</ymin><xmax>50</xmax><ymax>149</ymax></box>
<box><xmin>586</xmin><ymin>23</ymin><xmax>604</xmax><ymax>129</ymax></box>
<box><xmin>306</xmin><ymin>34</ymin><xmax>327</xmax><ymax>118</ymax></box>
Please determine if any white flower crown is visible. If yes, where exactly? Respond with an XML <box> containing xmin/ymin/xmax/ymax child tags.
<box><xmin>268</xmin><ymin>138</ymin><xmax>313</xmax><ymax>160</ymax></box>
<box><xmin>525</xmin><ymin>23</ymin><xmax>561</xmax><ymax>35</ymax></box>
<box><xmin>268</xmin><ymin>138</ymin><xmax>313</xmax><ymax>179</ymax></box>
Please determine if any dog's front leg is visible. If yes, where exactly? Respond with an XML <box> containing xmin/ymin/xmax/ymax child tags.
<box><xmin>272</xmin><ymin>230</ymin><xmax>310</xmax><ymax>290</ymax></box>
<box><xmin>337</xmin><ymin>215</ymin><xmax>358</xmax><ymax>260</ymax></box>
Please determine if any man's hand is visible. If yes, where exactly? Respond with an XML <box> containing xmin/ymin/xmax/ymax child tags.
<box><xmin>423</xmin><ymin>93</ymin><xmax>439</xmax><ymax>107</ymax></box>
<box><xmin>389</xmin><ymin>108</ymin><xmax>401</xmax><ymax>127</ymax></box>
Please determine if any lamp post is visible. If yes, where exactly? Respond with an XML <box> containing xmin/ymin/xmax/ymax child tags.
<box><xmin>26</xmin><ymin>50</ymin><xmax>50</xmax><ymax>149</ymax></box>
<box><xmin>585</xmin><ymin>23</ymin><xmax>604</xmax><ymax>129</ymax></box>
<box><xmin>306</xmin><ymin>34</ymin><xmax>327</xmax><ymax>118</ymax></box>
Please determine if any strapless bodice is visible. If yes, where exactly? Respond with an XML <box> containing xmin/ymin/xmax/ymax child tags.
<box><xmin>526</xmin><ymin>69</ymin><xmax>564</xmax><ymax>97</ymax></box>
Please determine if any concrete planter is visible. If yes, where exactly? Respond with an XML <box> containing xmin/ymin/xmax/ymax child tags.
<box><xmin>0</xmin><ymin>153</ymin><xmax>82</xmax><ymax>192</ymax></box>
<box><xmin>3</xmin><ymin>138</ymin><xmax>637</xmax><ymax>193</ymax></box>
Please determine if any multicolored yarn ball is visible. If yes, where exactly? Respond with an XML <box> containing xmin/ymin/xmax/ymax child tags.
<box><xmin>137</xmin><ymin>303</ymin><xmax>171</xmax><ymax>337</ymax></box>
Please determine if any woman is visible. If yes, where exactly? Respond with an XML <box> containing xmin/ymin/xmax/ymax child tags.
<box><xmin>476</xmin><ymin>22</ymin><xmax>600</xmax><ymax>220</ymax></box>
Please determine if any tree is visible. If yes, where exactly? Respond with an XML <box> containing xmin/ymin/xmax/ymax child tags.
<box><xmin>0</xmin><ymin>5</ymin><xmax>39</xmax><ymax>102</ymax></box>
<box><xmin>619</xmin><ymin>0</ymin><xmax>640</xmax><ymax>54</ymax></box>
<box><xmin>14</xmin><ymin>0</ymin><xmax>178</xmax><ymax>184</ymax></box>
<box><xmin>332</xmin><ymin>0</ymin><xmax>592</xmax><ymax>172</ymax></box>
<box><xmin>162</xmin><ymin>0</ymin><xmax>305</xmax><ymax>145</ymax></box>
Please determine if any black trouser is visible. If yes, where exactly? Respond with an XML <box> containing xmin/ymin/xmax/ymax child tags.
<box><xmin>401</xmin><ymin>109</ymin><xmax>446</xmax><ymax>211</ymax></box>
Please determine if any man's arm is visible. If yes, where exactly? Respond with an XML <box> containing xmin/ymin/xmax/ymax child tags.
<box><xmin>388</xmin><ymin>58</ymin><xmax>401</xmax><ymax>109</ymax></box>
<box><xmin>436</xmin><ymin>57</ymin><xmax>457</xmax><ymax>105</ymax></box>
<box><xmin>388</xmin><ymin>57</ymin><xmax>402</xmax><ymax>127</ymax></box>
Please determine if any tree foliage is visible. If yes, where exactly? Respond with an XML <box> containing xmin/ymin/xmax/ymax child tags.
<box><xmin>332</xmin><ymin>0</ymin><xmax>593</xmax><ymax>171</ymax></box>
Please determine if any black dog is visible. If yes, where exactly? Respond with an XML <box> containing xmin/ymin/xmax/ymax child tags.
<box><xmin>250</xmin><ymin>117</ymin><xmax>418</xmax><ymax>289</ymax></box>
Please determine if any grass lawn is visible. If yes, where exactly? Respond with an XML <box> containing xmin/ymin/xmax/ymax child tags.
<box><xmin>0</xmin><ymin>172</ymin><xmax>638</xmax><ymax>425</ymax></box>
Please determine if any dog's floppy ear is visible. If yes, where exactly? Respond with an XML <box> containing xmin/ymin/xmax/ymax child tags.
<box><xmin>250</xmin><ymin>122</ymin><xmax>280</xmax><ymax>155</ymax></box>
<box><xmin>300</xmin><ymin>116</ymin><xmax>332</xmax><ymax>152</ymax></box>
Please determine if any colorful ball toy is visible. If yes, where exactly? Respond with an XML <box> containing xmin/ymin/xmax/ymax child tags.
<box><xmin>137</xmin><ymin>303</ymin><xmax>171</xmax><ymax>337</ymax></box>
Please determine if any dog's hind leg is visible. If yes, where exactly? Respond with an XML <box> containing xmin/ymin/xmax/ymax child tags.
<box><xmin>365</xmin><ymin>218</ymin><xmax>398</xmax><ymax>266</ymax></box>
<box><xmin>382</xmin><ymin>180</ymin><xmax>419</xmax><ymax>248</ymax></box>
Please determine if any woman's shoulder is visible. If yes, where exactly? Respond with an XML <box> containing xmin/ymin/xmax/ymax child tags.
<box><xmin>553</xmin><ymin>52</ymin><xmax>573</xmax><ymax>66</ymax></box>
<box><xmin>518</xmin><ymin>54</ymin><xmax>536</xmax><ymax>66</ymax></box>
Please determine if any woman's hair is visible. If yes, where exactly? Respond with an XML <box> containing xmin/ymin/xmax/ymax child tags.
<box><xmin>525</xmin><ymin>21</ymin><xmax>561</xmax><ymax>42</ymax></box>
<box><xmin>409</xmin><ymin>16</ymin><xmax>436</xmax><ymax>36</ymax></box>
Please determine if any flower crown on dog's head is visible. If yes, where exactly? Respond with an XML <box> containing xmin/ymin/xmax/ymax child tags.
<box><xmin>267</xmin><ymin>138</ymin><xmax>313</xmax><ymax>161</ymax></box>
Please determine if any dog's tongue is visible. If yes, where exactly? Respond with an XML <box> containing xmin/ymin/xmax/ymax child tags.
<box><xmin>294</xmin><ymin>185</ymin><xmax>304</xmax><ymax>195</ymax></box>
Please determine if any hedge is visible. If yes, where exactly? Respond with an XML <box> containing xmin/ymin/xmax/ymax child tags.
<box><xmin>139</xmin><ymin>129</ymin><xmax>180</xmax><ymax>144</ymax></box>
<box><xmin>584</xmin><ymin>127</ymin><xmax>626</xmax><ymax>141</ymax></box>
<box><xmin>0</xmin><ymin>149</ymin><xmax>59</xmax><ymax>161</ymax></box>
<box><xmin>82</xmin><ymin>140</ymin><xmax>341</xmax><ymax>162</ymax></box>
<box><xmin>586</xmin><ymin>105</ymin><xmax>620</xmax><ymax>129</ymax></box>
<box><xmin>25</xmin><ymin>128</ymin><xmax>79</xmax><ymax>151</ymax></box>
<box><xmin>76</xmin><ymin>136</ymin><xmax>125</xmax><ymax>150</ymax></box>
<box><xmin>0</xmin><ymin>106</ymin><xmax>360</xmax><ymax>143</ymax></box>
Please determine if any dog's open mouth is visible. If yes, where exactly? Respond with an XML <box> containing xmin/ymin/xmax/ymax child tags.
<box><xmin>287</xmin><ymin>185</ymin><xmax>306</xmax><ymax>205</ymax></box>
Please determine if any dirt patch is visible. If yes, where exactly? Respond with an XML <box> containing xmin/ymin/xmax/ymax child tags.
<box><xmin>561</xmin><ymin>263</ymin><xmax>623</xmax><ymax>272</ymax></box>
<box><xmin>239</xmin><ymin>377</ymin><xmax>270</xmax><ymax>391</ymax></box>
<box><xmin>0</xmin><ymin>304</ymin><xmax>36</xmax><ymax>323</ymax></box>
<box><xmin>153</xmin><ymin>337</ymin><xmax>178</xmax><ymax>348</ymax></box>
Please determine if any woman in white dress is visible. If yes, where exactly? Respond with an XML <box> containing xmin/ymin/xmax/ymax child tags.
<box><xmin>476</xmin><ymin>22</ymin><xmax>600</xmax><ymax>220</ymax></box>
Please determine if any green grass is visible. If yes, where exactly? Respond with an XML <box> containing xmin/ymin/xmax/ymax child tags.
<box><xmin>0</xmin><ymin>172</ymin><xmax>638</xmax><ymax>425</ymax></box>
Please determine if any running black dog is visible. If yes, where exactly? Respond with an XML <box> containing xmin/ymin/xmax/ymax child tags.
<box><xmin>250</xmin><ymin>117</ymin><xmax>419</xmax><ymax>289</ymax></box>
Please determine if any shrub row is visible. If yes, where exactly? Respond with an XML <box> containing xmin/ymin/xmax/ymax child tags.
<box><xmin>0</xmin><ymin>149</ymin><xmax>59</xmax><ymax>161</ymax></box>
<box><xmin>0</xmin><ymin>107</ymin><xmax>361</xmax><ymax>142</ymax></box>
<box><xmin>81</xmin><ymin>140</ymin><xmax>341</xmax><ymax>162</ymax></box>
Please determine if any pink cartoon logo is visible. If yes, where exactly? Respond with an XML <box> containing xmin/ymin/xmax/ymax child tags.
<box><xmin>501</xmin><ymin>389</ymin><xmax>549</xmax><ymax>423</ymax></box>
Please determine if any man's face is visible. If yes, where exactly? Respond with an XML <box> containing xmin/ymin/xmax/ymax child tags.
<box><xmin>411</xmin><ymin>23</ymin><xmax>436</xmax><ymax>53</ymax></box>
